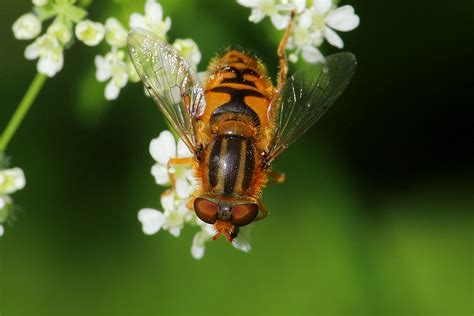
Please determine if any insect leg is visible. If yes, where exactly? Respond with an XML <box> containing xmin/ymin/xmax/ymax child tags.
<box><xmin>254</xmin><ymin>199</ymin><xmax>269</xmax><ymax>222</ymax></box>
<box><xmin>276</xmin><ymin>10</ymin><xmax>297</xmax><ymax>93</ymax></box>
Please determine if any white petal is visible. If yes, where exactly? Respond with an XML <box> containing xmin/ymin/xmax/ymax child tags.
<box><xmin>0</xmin><ymin>224</ymin><xmax>4</xmax><ymax>237</ymax></box>
<box><xmin>288</xmin><ymin>53</ymin><xmax>298</xmax><ymax>63</ymax></box>
<box><xmin>146</xmin><ymin>0</ymin><xmax>164</xmax><ymax>25</ymax></box>
<box><xmin>302</xmin><ymin>45</ymin><xmax>323</xmax><ymax>63</ymax></box>
<box><xmin>323</xmin><ymin>27</ymin><xmax>344</xmax><ymax>48</ymax></box>
<box><xmin>177</xmin><ymin>139</ymin><xmax>192</xmax><ymax>157</ymax></box>
<box><xmin>37</xmin><ymin>55</ymin><xmax>62</xmax><ymax>77</ymax></box>
<box><xmin>162</xmin><ymin>17</ymin><xmax>172</xmax><ymax>34</ymax></box>
<box><xmin>129</xmin><ymin>13</ymin><xmax>146</xmax><ymax>29</ymax></box>
<box><xmin>271</xmin><ymin>13</ymin><xmax>290</xmax><ymax>30</ymax></box>
<box><xmin>293</xmin><ymin>0</ymin><xmax>306</xmax><ymax>13</ymax></box>
<box><xmin>175</xmin><ymin>179</ymin><xmax>190</xmax><ymax>199</ymax></box>
<box><xmin>249</xmin><ymin>8</ymin><xmax>265</xmax><ymax>23</ymax></box>
<box><xmin>191</xmin><ymin>225</ymin><xmax>216</xmax><ymax>259</ymax></box>
<box><xmin>151</xmin><ymin>164</ymin><xmax>170</xmax><ymax>185</ymax></box>
<box><xmin>313</xmin><ymin>0</ymin><xmax>332</xmax><ymax>15</ymax></box>
<box><xmin>160</xmin><ymin>190</ymin><xmax>175</xmax><ymax>211</ymax></box>
<box><xmin>94</xmin><ymin>55</ymin><xmax>111</xmax><ymax>81</ymax></box>
<box><xmin>172</xmin><ymin>38</ymin><xmax>201</xmax><ymax>68</ymax></box>
<box><xmin>299</xmin><ymin>10</ymin><xmax>313</xmax><ymax>29</ymax></box>
<box><xmin>47</xmin><ymin>19</ymin><xmax>72</xmax><ymax>44</ymax></box>
<box><xmin>149</xmin><ymin>131</ymin><xmax>177</xmax><ymax>164</ymax></box>
<box><xmin>75</xmin><ymin>20</ymin><xmax>105</xmax><ymax>46</ymax></box>
<box><xmin>326</xmin><ymin>5</ymin><xmax>360</xmax><ymax>31</ymax></box>
<box><xmin>232</xmin><ymin>225</ymin><xmax>252</xmax><ymax>252</ymax></box>
<box><xmin>236</xmin><ymin>0</ymin><xmax>258</xmax><ymax>8</ymax></box>
<box><xmin>33</xmin><ymin>0</ymin><xmax>47</xmax><ymax>6</ymax></box>
<box><xmin>105</xmin><ymin>17</ymin><xmax>128</xmax><ymax>48</ymax></box>
<box><xmin>13</xmin><ymin>13</ymin><xmax>42</xmax><ymax>40</ymax></box>
<box><xmin>168</xmin><ymin>226</ymin><xmax>181</xmax><ymax>237</ymax></box>
<box><xmin>4</xmin><ymin>168</ymin><xmax>26</xmax><ymax>191</ymax></box>
<box><xmin>112</xmin><ymin>67</ymin><xmax>129</xmax><ymax>88</ymax></box>
<box><xmin>138</xmin><ymin>208</ymin><xmax>165</xmax><ymax>235</ymax></box>
<box><xmin>104</xmin><ymin>80</ymin><xmax>120</xmax><ymax>100</ymax></box>
<box><xmin>191</xmin><ymin>243</ymin><xmax>205</xmax><ymax>259</ymax></box>
<box><xmin>24</xmin><ymin>42</ymin><xmax>40</xmax><ymax>60</ymax></box>
<box><xmin>232</xmin><ymin>237</ymin><xmax>251</xmax><ymax>252</ymax></box>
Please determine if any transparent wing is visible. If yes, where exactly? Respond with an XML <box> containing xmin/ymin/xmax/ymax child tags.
<box><xmin>128</xmin><ymin>28</ymin><xmax>206</xmax><ymax>152</ymax></box>
<box><xmin>266</xmin><ymin>52</ymin><xmax>356</xmax><ymax>163</ymax></box>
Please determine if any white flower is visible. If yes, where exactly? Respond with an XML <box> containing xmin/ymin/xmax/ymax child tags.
<box><xmin>47</xmin><ymin>18</ymin><xmax>72</xmax><ymax>45</ymax></box>
<box><xmin>75</xmin><ymin>20</ymin><xmax>105</xmax><ymax>46</ymax></box>
<box><xmin>149</xmin><ymin>131</ymin><xmax>195</xmax><ymax>199</ymax></box>
<box><xmin>129</xmin><ymin>0</ymin><xmax>171</xmax><ymax>40</ymax></box>
<box><xmin>302</xmin><ymin>0</ymin><xmax>359</xmax><ymax>49</ymax></box>
<box><xmin>33</xmin><ymin>0</ymin><xmax>48</xmax><ymax>6</ymax></box>
<box><xmin>95</xmin><ymin>50</ymin><xmax>129</xmax><ymax>100</ymax></box>
<box><xmin>237</xmin><ymin>0</ymin><xmax>295</xmax><ymax>30</ymax></box>
<box><xmin>172</xmin><ymin>38</ymin><xmax>201</xmax><ymax>69</ymax></box>
<box><xmin>290</xmin><ymin>0</ymin><xmax>306</xmax><ymax>13</ymax></box>
<box><xmin>190</xmin><ymin>222</ymin><xmax>252</xmax><ymax>259</ymax></box>
<box><xmin>0</xmin><ymin>224</ymin><xmax>4</xmax><ymax>237</ymax></box>
<box><xmin>105</xmin><ymin>18</ymin><xmax>128</xmax><ymax>48</ymax></box>
<box><xmin>0</xmin><ymin>168</ymin><xmax>26</xmax><ymax>195</ymax></box>
<box><xmin>138</xmin><ymin>190</ymin><xmax>190</xmax><ymax>237</ymax></box>
<box><xmin>25</xmin><ymin>34</ymin><xmax>64</xmax><ymax>77</ymax></box>
<box><xmin>191</xmin><ymin>224</ymin><xmax>216</xmax><ymax>259</ymax></box>
<box><xmin>12</xmin><ymin>13</ymin><xmax>42</xmax><ymax>40</ymax></box>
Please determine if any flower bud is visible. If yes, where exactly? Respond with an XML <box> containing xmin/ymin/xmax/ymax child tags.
<box><xmin>47</xmin><ymin>19</ymin><xmax>72</xmax><ymax>45</ymax></box>
<box><xmin>172</xmin><ymin>38</ymin><xmax>201</xmax><ymax>68</ymax></box>
<box><xmin>0</xmin><ymin>168</ymin><xmax>26</xmax><ymax>195</ymax></box>
<box><xmin>12</xmin><ymin>13</ymin><xmax>42</xmax><ymax>40</ymax></box>
<box><xmin>75</xmin><ymin>20</ymin><xmax>105</xmax><ymax>46</ymax></box>
<box><xmin>105</xmin><ymin>18</ymin><xmax>127</xmax><ymax>48</ymax></box>
<box><xmin>33</xmin><ymin>0</ymin><xmax>48</xmax><ymax>6</ymax></box>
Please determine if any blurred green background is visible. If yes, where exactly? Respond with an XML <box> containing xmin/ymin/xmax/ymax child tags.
<box><xmin>1</xmin><ymin>0</ymin><xmax>473</xmax><ymax>315</ymax></box>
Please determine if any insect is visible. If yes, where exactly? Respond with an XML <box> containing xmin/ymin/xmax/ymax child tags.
<box><xmin>128</xmin><ymin>14</ymin><xmax>356</xmax><ymax>242</ymax></box>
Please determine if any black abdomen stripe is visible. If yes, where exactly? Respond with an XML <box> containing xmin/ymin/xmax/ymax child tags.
<box><xmin>221</xmin><ymin>67</ymin><xmax>259</xmax><ymax>87</ymax></box>
<box><xmin>210</xmin><ymin>87</ymin><xmax>264</xmax><ymax>126</ymax></box>
<box><xmin>208</xmin><ymin>138</ymin><xmax>222</xmax><ymax>187</ymax></box>
<box><xmin>223</xmin><ymin>137</ymin><xmax>242</xmax><ymax>196</ymax></box>
<box><xmin>207</xmin><ymin>136</ymin><xmax>256</xmax><ymax>196</ymax></box>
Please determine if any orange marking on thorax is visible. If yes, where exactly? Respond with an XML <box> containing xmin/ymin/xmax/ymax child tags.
<box><xmin>198</xmin><ymin>50</ymin><xmax>276</xmax><ymax>150</ymax></box>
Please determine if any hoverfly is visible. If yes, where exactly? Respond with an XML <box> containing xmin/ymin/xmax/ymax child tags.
<box><xmin>128</xmin><ymin>14</ymin><xmax>356</xmax><ymax>242</ymax></box>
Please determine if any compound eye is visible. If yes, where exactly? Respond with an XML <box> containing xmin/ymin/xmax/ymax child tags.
<box><xmin>231</xmin><ymin>203</ymin><xmax>258</xmax><ymax>227</ymax></box>
<box><xmin>194</xmin><ymin>198</ymin><xmax>218</xmax><ymax>224</ymax></box>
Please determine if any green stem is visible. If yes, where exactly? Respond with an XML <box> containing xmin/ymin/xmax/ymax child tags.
<box><xmin>0</xmin><ymin>73</ymin><xmax>47</xmax><ymax>153</ymax></box>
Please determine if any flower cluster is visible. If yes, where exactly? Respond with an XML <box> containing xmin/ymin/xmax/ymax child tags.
<box><xmin>137</xmin><ymin>131</ymin><xmax>252</xmax><ymax>259</ymax></box>
<box><xmin>13</xmin><ymin>0</ymin><xmax>202</xmax><ymax>100</ymax></box>
<box><xmin>94</xmin><ymin>0</ymin><xmax>201</xmax><ymax>100</ymax></box>
<box><xmin>0</xmin><ymin>166</ymin><xmax>26</xmax><ymax>237</ymax></box>
<box><xmin>237</xmin><ymin>0</ymin><xmax>359</xmax><ymax>63</ymax></box>
<box><xmin>13</xmin><ymin>0</ymin><xmax>89</xmax><ymax>77</ymax></box>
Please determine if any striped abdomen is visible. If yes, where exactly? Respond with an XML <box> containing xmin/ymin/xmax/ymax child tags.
<box><xmin>203</xmin><ymin>135</ymin><xmax>256</xmax><ymax>197</ymax></box>
<box><xmin>202</xmin><ymin>49</ymin><xmax>274</xmax><ymax>139</ymax></box>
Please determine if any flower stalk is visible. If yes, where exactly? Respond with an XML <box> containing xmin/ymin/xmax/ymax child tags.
<box><xmin>0</xmin><ymin>73</ymin><xmax>47</xmax><ymax>153</ymax></box>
